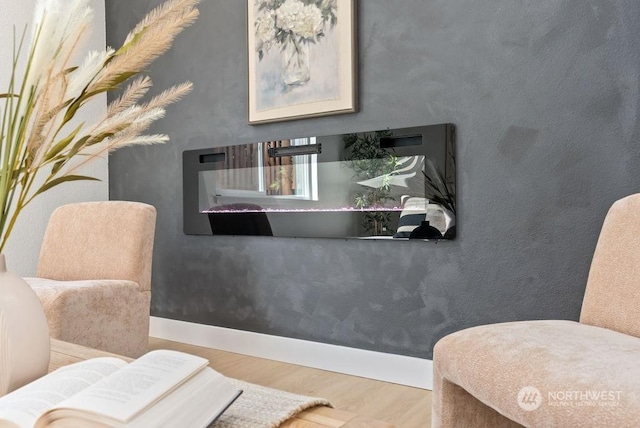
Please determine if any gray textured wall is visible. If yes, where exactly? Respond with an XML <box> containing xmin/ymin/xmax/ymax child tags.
<box><xmin>107</xmin><ymin>0</ymin><xmax>640</xmax><ymax>359</ymax></box>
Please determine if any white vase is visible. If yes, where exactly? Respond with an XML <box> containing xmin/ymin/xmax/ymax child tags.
<box><xmin>0</xmin><ymin>254</ymin><xmax>50</xmax><ymax>395</ymax></box>
<box><xmin>282</xmin><ymin>40</ymin><xmax>310</xmax><ymax>86</ymax></box>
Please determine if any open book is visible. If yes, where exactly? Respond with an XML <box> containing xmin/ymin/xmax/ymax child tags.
<box><xmin>0</xmin><ymin>350</ymin><xmax>242</xmax><ymax>427</ymax></box>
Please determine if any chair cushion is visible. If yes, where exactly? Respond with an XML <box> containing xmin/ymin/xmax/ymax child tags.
<box><xmin>580</xmin><ymin>194</ymin><xmax>640</xmax><ymax>337</ymax></box>
<box><xmin>36</xmin><ymin>201</ymin><xmax>156</xmax><ymax>292</ymax></box>
<box><xmin>434</xmin><ymin>320</ymin><xmax>640</xmax><ymax>427</ymax></box>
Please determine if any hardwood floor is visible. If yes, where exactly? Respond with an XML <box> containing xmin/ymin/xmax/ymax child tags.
<box><xmin>149</xmin><ymin>337</ymin><xmax>431</xmax><ymax>427</ymax></box>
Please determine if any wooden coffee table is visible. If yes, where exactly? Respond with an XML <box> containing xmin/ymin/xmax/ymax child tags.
<box><xmin>50</xmin><ymin>339</ymin><xmax>394</xmax><ymax>427</ymax></box>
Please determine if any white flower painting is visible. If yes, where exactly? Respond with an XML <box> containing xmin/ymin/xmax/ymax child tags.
<box><xmin>247</xmin><ymin>0</ymin><xmax>357</xmax><ymax>124</ymax></box>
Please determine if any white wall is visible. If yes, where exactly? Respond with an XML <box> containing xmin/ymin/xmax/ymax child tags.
<box><xmin>0</xmin><ymin>0</ymin><xmax>108</xmax><ymax>276</ymax></box>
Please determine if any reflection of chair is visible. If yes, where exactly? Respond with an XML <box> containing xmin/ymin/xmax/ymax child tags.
<box><xmin>393</xmin><ymin>196</ymin><xmax>455</xmax><ymax>238</ymax></box>
<box><xmin>432</xmin><ymin>194</ymin><xmax>640</xmax><ymax>427</ymax></box>
<box><xmin>208</xmin><ymin>203</ymin><xmax>273</xmax><ymax>236</ymax></box>
<box><xmin>25</xmin><ymin>201</ymin><xmax>156</xmax><ymax>358</ymax></box>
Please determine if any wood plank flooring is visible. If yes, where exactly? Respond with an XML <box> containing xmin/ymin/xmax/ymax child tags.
<box><xmin>149</xmin><ymin>337</ymin><xmax>431</xmax><ymax>427</ymax></box>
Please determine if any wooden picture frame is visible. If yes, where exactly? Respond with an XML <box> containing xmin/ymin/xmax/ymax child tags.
<box><xmin>247</xmin><ymin>0</ymin><xmax>357</xmax><ymax>124</ymax></box>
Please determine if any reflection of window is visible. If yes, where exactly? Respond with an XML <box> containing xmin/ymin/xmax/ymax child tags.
<box><xmin>211</xmin><ymin>140</ymin><xmax>318</xmax><ymax>201</ymax></box>
<box><xmin>212</xmin><ymin>143</ymin><xmax>263</xmax><ymax>197</ymax></box>
<box><xmin>268</xmin><ymin>138</ymin><xmax>318</xmax><ymax>200</ymax></box>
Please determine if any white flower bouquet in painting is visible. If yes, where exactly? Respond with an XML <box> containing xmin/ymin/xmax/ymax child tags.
<box><xmin>254</xmin><ymin>0</ymin><xmax>337</xmax><ymax>86</ymax></box>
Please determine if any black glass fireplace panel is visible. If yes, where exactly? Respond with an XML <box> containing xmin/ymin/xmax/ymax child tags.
<box><xmin>183</xmin><ymin>124</ymin><xmax>456</xmax><ymax>240</ymax></box>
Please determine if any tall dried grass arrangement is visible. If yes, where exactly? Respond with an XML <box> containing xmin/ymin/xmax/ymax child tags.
<box><xmin>0</xmin><ymin>0</ymin><xmax>201</xmax><ymax>251</ymax></box>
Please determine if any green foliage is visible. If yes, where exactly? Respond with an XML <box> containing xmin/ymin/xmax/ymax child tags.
<box><xmin>344</xmin><ymin>130</ymin><xmax>398</xmax><ymax>235</ymax></box>
<box><xmin>423</xmin><ymin>160</ymin><xmax>456</xmax><ymax>215</ymax></box>
<box><xmin>268</xmin><ymin>166</ymin><xmax>287</xmax><ymax>193</ymax></box>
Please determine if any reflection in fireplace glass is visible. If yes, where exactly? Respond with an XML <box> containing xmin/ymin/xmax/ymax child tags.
<box><xmin>198</xmin><ymin>139</ymin><xmax>319</xmax><ymax>212</ymax></box>
<box><xmin>183</xmin><ymin>124</ymin><xmax>456</xmax><ymax>240</ymax></box>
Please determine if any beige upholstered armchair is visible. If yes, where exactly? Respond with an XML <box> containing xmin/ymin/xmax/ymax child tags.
<box><xmin>25</xmin><ymin>201</ymin><xmax>156</xmax><ymax>358</ymax></box>
<box><xmin>432</xmin><ymin>194</ymin><xmax>640</xmax><ymax>427</ymax></box>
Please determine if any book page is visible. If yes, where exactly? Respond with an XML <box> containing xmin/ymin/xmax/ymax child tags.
<box><xmin>37</xmin><ymin>368</ymin><xmax>242</xmax><ymax>428</ymax></box>
<box><xmin>50</xmin><ymin>350</ymin><xmax>209</xmax><ymax>423</ymax></box>
<box><xmin>0</xmin><ymin>358</ymin><xmax>125</xmax><ymax>427</ymax></box>
<box><xmin>124</xmin><ymin>368</ymin><xmax>242</xmax><ymax>428</ymax></box>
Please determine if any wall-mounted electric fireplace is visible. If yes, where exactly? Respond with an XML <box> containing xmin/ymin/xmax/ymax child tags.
<box><xmin>183</xmin><ymin>123</ymin><xmax>456</xmax><ymax>240</ymax></box>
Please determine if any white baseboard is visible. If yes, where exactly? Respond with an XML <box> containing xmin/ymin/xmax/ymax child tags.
<box><xmin>149</xmin><ymin>317</ymin><xmax>432</xmax><ymax>390</ymax></box>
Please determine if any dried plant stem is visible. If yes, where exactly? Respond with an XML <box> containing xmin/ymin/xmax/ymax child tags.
<box><xmin>0</xmin><ymin>0</ymin><xmax>201</xmax><ymax>251</ymax></box>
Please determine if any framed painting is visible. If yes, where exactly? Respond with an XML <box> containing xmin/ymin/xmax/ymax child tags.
<box><xmin>247</xmin><ymin>0</ymin><xmax>357</xmax><ymax>124</ymax></box>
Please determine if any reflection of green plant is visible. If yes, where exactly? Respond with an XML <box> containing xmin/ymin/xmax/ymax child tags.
<box><xmin>344</xmin><ymin>130</ymin><xmax>398</xmax><ymax>235</ymax></box>
<box><xmin>343</xmin><ymin>130</ymin><xmax>395</xmax><ymax>179</ymax></box>
<box><xmin>268</xmin><ymin>166</ymin><xmax>287</xmax><ymax>193</ymax></box>
<box><xmin>423</xmin><ymin>160</ymin><xmax>456</xmax><ymax>214</ymax></box>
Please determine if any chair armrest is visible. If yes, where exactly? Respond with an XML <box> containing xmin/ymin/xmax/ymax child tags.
<box><xmin>433</xmin><ymin>320</ymin><xmax>640</xmax><ymax>427</ymax></box>
<box><xmin>25</xmin><ymin>277</ymin><xmax>150</xmax><ymax>357</ymax></box>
